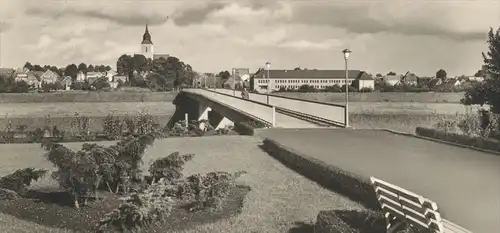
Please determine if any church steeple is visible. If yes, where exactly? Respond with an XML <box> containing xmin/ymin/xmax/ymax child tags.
<box><xmin>141</xmin><ymin>24</ymin><xmax>153</xmax><ymax>45</ymax></box>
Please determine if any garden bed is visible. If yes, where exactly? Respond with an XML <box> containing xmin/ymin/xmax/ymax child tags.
<box><xmin>0</xmin><ymin>186</ymin><xmax>250</xmax><ymax>232</ymax></box>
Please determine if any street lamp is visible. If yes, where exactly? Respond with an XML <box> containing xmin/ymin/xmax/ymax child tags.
<box><xmin>342</xmin><ymin>49</ymin><xmax>351</xmax><ymax>128</ymax></box>
<box><xmin>265</xmin><ymin>62</ymin><xmax>271</xmax><ymax>104</ymax></box>
<box><xmin>232</xmin><ymin>68</ymin><xmax>236</xmax><ymax>96</ymax></box>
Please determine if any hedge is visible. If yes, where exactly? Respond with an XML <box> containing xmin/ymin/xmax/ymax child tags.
<box><xmin>261</xmin><ymin>139</ymin><xmax>380</xmax><ymax>210</ymax></box>
<box><xmin>415</xmin><ymin>127</ymin><xmax>500</xmax><ymax>154</ymax></box>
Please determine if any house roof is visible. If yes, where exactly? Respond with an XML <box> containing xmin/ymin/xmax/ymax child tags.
<box><xmin>26</xmin><ymin>73</ymin><xmax>38</xmax><ymax>81</ymax></box>
<box><xmin>402</xmin><ymin>72</ymin><xmax>418</xmax><ymax>82</ymax></box>
<box><xmin>87</xmin><ymin>72</ymin><xmax>104</xmax><ymax>77</ymax></box>
<box><xmin>254</xmin><ymin>69</ymin><xmax>371</xmax><ymax>80</ymax></box>
<box><xmin>382</xmin><ymin>75</ymin><xmax>403</xmax><ymax>82</ymax></box>
<box><xmin>42</xmin><ymin>70</ymin><xmax>60</xmax><ymax>78</ymax></box>
<box><xmin>30</xmin><ymin>71</ymin><xmax>45</xmax><ymax>80</ymax></box>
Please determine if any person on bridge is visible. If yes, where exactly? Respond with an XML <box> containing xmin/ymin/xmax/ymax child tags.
<box><xmin>241</xmin><ymin>88</ymin><xmax>249</xmax><ymax>100</ymax></box>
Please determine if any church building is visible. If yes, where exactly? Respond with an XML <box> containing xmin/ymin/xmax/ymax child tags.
<box><xmin>138</xmin><ymin>25</ymin><xmax>169</xmax><ymax>60</ymax></box>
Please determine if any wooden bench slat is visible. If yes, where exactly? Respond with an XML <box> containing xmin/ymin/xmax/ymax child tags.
<box><xmin>371</xmin><ymin>177</ymin><xmax>439</xmax><ymax>211</ymax></box>
<box><xmin>375</xmin><ymin>186</ymin><xmax>443</xmax><ymax>222</ymax></box>
<box><xmin>371</xmin><ymin>177</ymin><xmax>449</xmax><ymax>233</ymax></box>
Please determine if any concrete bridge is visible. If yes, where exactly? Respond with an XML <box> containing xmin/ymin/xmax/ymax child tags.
<box><xmin>168</xmin><ymin>88</ymin><xmax>500</xmax><ymax>233</ymax></box>
<box><xmin>168</xmin><ymin>88</ymin><xmax>346</xmax><ymax>129</ymax></box>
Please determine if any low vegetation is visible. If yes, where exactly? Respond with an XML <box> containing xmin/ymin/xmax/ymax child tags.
<box><xmin>0</xmin><ymin>111</ymin><xmax>237</xmax><ymax>143</ymax></box>
<box><xmin>0</xmin><ymin>132</ymin><xmax>249</xmax><ymax>232</ymax></box>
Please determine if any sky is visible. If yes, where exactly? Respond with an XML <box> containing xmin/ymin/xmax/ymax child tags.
<box><xmin>0</xmin><ymin>0</ymin><xmax>499</xmax><ymax>77</ymax></box>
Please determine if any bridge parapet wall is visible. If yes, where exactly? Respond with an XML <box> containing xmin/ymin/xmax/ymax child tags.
<box><xmin>212</xmin><ymin>88</ymin><xmax>345</xmax><ymax>126</ymax></box>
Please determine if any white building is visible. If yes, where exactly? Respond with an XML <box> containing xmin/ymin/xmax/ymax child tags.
<box><xmin>252</xmin><ymin>69</ymin><xmax>374</xmax><ymax>92</ymax></box>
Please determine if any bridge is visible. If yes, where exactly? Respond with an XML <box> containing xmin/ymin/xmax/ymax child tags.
<box><xmin>169</xmin><ymin>88</ymin><xmax>500</xmax><ymax>233</ymax></box>
<box><xmin>168</xmin><ymin>88</ymin><xmax>346</xmax><ymax>129</ymax></box>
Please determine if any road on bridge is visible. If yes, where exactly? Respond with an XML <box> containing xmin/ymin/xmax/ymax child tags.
<box><xmin>185</xmin><ymin>89</ymin><xmax>322</xmax><ymax>128</ymax></box>
<box><xmin>259</xmin><ymin>128</ymin><xmax>500</xmax><ymax>233</ymax></box>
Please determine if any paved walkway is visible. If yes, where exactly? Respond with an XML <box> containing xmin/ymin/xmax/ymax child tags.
<box><xmin>258</xmin><ymin>128</ymin><xmax>500</xmax><ymax>233</ymax></box>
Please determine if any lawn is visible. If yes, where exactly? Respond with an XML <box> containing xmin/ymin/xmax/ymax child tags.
<box><xmin>0</xmin><ymin>136</ymin><xmax>363</xmax><ymax>233</ymax></box>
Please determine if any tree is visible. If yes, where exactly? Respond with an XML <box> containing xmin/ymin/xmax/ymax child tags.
<box><xmin>65</xmin><ymin>64</ymin><xmax>78</xmax><ymax>81</ymax></box>
<box><xmin>93</xmin><ymin>77</ymin><xmax>111</xmax><ymax>90</ymax></box>
<box><xmin>376</xmin><ymin>73</ymin><xmax>382</xmax><ymax>77</ymax></box>
<box><xmin>387</xmin><ymin>71</ymin><xmax>396</xmax><ymax>75</ymax></box>
<box><xmin>23</xmin><ymin>62</ymin><xmax>33</xmax><ymax>71</ymax></box>
<box><xmin>117</xmin><ymin>54</ymin><xmax>133</xmax><ymax>77</ymax></box>
<box><xmin>218</xmin><ymin>71</ymin><xmax>231</xmax><ymax>80</ymax></box>
<box><xmin>77</xmin><ymin>63</ymin><xmax>87</xmax><ymax>73</ymax></box>
<box><xmin>462</xmin><ymin>27</ymin><xmax>500</xmax><ymax>113</ymax></box>
<box><xmin>294</xmin><ymin>67</ymin><xmax>301</xmax><ymax>70</ymax></box>
<box><xmin>87</xmin><ymin>65</ymin><xmax>95</xmax><ymax>72</ymax></box>
<box><xmin>436</xmin><ymin>69</ymin><xmax>447</xmax><ymax>81</ymax></box>
<box><xmin>132</xmin><ymin>54</ymin><xmax>149</xmax><ymax>72</ymax></box>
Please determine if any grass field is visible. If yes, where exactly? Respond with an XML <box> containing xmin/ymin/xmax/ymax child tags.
<box><xmin>0</xmin><ymin>91</ymin><xmax>177</xmax><ymax>103</ymax></box>
<box><xmin>274</xmin><ymin>92</ymin><xmax>466</xmax><ymax>103</ymax></box>
<box><xmin>0</xmin><ymin>136</ymin><xmax>363</xmax><ymax>233</ymax></box>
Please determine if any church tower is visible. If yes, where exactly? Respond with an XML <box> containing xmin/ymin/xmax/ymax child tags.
<box><xmin>141</xmin><ymin>24</ymin><xmax>154</xmax><ymax>59</ymax></box>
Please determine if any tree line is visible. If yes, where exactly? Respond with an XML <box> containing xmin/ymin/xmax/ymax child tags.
<box><xmin>116</xmin><ymin>54</ymin><xmax>196</xmax><ymax>91</ymax></box>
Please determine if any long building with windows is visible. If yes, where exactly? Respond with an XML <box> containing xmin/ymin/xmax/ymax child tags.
<box><xmin>252</xmin><ymin>69</ymin><xmax>374</xmax><ymax>93</ymax></box>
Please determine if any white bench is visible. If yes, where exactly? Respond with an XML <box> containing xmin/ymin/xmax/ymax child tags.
<box><xmin>370</xmin><ymin>177</ymin><xmax>472</xmax><ymax>233</ymax></box>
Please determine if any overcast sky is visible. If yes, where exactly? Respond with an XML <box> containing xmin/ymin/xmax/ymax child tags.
<box><xmin>0</xmin><ymin>0</ymin><xmax>498</xmax><ymax>77</ymax></box>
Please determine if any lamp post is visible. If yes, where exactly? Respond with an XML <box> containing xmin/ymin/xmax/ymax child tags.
<box><xmin>342</xmin><ymin>49</ymin><xmax>351</xmax><ymax>128</ymax></box>
<box><xmin>265</xmin><ymin>62</ymin><xmax>271</xmax><ymax>104</ymax></box>
<box><xmin>213</xmin><ymin>74</ymin><xmax>216</xmax><ymax>91</ymax></box>
<box><xmin>232</xmin><ymin>68</ymin><xmax>236</xmax><ymax>96</ymax></box>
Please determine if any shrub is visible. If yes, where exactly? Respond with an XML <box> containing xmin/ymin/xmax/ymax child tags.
<box><xmin>148</xmin><ymin>152</ymin><xmax>194</xmax><ymax>183</ymax></box>
<box><xmin>103</xmin><ymin>114</ymin><xmax>122</xmax><ymax>140</ymax></box>
<box><xmin>97</xmin><ymin>182</ymin><xmax>174</xmax><ymax>232</ymax></box>
<box><xmin>40</xmin><ymin>131</ymin><xmax>164</xmax><ymax>208</ymax></box>
<box><xmin>184</xmin><ymin>171</ymin><xmax>247</xmax><ymax>212</ymax></box>
<box><xmin>71</xmin><ymin>112</ymin><xmax>92</xmax><ymax>137</ymax></box>
<box><xmin>0</xmin><ymin>168</ymin><xmax>48</xmax><ymax>194</ymax></box>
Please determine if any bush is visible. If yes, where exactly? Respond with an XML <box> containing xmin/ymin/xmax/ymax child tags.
<box><xmin>0</xmin><ymin>168</ymin><xmax>48</xmax><ymax>194</ymax></box>
<box><xmin>102</xmin><ymin>114</ymin><xmax>122</xmax><ymax>140</ymax></box>
<box><xmin>148</xmin><ymin>152</ymin><xmax>194</xmax><ymax>183</ymax></box>
<box><xmin>40</xmin><ymin>131</ymin><xmax>164</xmax><ymax>208</ymax></box>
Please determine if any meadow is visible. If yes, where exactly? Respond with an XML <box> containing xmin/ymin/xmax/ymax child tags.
<box><xmin>273</xmin><ymin>91</ymin><xmax>466</xmax><ymax>103</ymax></box>
<box><xmin>0</xmin><ymin>136</ymin><xmax>363</xmax><ymax>233</ymax></box>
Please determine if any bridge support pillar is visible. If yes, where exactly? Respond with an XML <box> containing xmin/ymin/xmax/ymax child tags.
<box><xmin>208</xmin><ymin>110</ymin><xmax>234</xmax><ymax>130</ymax></box>
<box><xmin>215</xmin><ymin>117</ymin><xmax>234</xmax><ymax>130</ymax></box>
<box><xmin>198</xmin><ymin>103</ymin><xmax>212</xmax><ymax>130</ymax></box>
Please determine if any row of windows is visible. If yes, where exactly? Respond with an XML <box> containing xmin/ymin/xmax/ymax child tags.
<box><xmin>257</xmin><ymin>79</ymin><xmax>352</xmax><ymax>84</ymax></box>
<box><xmin>266</xmin><ymin>81</ymin><xmax>353</xmax><ymax>90</ymax></box>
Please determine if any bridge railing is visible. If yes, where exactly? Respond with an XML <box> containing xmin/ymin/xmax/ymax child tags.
<box><xmin>212</xmin><ymin>88</ymin><xmax>346</xmax><ymax>126</ymax></box>
<box><xmin>183</xmin><ymin>89</ymin><xmax>276</xmax><ymax>127</ymax></box>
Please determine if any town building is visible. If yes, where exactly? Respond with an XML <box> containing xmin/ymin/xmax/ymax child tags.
<box><xmin>39</xmin><ymin>70</ymin><xmax>59</xmax><ymax>84</ymax></box>
<box><xmin>252</xmin><ymin>69</ymin><xmax>374</xmax><ymax>92</ymax></box>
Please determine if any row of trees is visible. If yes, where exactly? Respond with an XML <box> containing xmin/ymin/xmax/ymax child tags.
<box><xmin>116</xmin><ymin>54</ymin><xmax>196</xmax><ymax>91</ymax></box>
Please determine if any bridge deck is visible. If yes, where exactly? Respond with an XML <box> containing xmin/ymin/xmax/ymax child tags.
<box><xmin>184</xmin><ymin>89</ymin><xmax>322</xmax><ymax>128</ymax></box>
<box><xmin>259</xmin><ymin>128</ymin><xmax>500</xmax><ymax>233</ymax></box>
